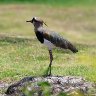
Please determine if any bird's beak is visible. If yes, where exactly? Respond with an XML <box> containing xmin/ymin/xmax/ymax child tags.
<box><xmin>26</xmin><ymin>20</ymin><xmax>32</xmax><ymax>23</ymax></box>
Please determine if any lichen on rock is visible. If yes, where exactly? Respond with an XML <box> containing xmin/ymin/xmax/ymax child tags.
<box><xmin>0</xmin><ymin>76</ymin><xmax>96</xmax><ymax>96</ymax></box>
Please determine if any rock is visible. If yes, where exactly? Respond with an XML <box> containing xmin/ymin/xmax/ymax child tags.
<box><xmin>0</xmin><ymin>76</ymin><xmax>96</xmax><ymax>96</ymax></box>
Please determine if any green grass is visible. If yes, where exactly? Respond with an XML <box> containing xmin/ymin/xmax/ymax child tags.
<box><xmin>0</xmin><ymin>4</ymin><xmax>96</xmax><ymax>83</ymax></box>
<box><xmin>0</xmin><ymin>0</ymin><xmax>96</xmax><ymax>7</ymax></box>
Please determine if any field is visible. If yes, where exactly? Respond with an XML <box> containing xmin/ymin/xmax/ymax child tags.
<box><xmin>0</xmin><ymin>0</ymin><xmax>96</xmax><ymax>84</ymax></box>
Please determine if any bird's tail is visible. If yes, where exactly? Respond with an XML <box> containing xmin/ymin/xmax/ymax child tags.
<box><xmin>68</xmin><ymin>42</ymin><xmax>78</xmax><ymax>53</ymax></box>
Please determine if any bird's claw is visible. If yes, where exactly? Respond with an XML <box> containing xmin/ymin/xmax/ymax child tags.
<box><xmin>42</xmin><ymin>73</ymin><xmax>52</xmax><ymax>77</ymax></box>
<box><xmin>47</xmin><ymin>73</ymin><xmax>52</xmax><ymax>76</ymax></box>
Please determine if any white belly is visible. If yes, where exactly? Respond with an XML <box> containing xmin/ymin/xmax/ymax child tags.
<box><xmin>44</xmin><ymin>39</ymin><xmax>55</xmax><ymax>50</ymax></box>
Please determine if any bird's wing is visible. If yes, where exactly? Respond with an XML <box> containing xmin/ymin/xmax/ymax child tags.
<box><xmin>38</xmin><ymin>28</ymin><xmax>78</xmax><ymax>53</ymax></box>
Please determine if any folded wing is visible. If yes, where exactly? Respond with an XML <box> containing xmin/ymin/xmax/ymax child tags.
<box><xmin>37</xmin><ymin>28</ymin><xmax>78</xmax><ymax>53</ymax></box>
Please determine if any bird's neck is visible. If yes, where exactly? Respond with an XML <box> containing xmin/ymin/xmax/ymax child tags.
<box><xmin>34</xmin><ymin>24</ymin><xmax>43</xmax><ymax>31</ymax></box>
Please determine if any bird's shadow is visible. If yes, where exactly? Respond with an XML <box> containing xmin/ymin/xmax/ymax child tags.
<box><xmin>42</xmin><ymin>67</ymin><xmax>50</xmax><ymax>76</ymax></box>
<box><xmin>0</xmin><ymin>35</ymin><xmax>34</xmax><ymax>46</ymax></box>
<box><xmin>0</xmin><ymin>35</ymin><xmax>95</xmax><ymax>50</ymax></box>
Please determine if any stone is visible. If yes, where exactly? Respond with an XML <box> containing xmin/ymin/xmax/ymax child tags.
<box><xmin>0</xmin><ymin>76</ymin><xmax>95</xmax><ymax>96</ymax></box>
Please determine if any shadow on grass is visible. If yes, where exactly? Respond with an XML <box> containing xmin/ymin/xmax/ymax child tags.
<box><xmin>0</xmin><ymin>35</ymin><xmax>96</xmax><ymax>50</ymax></box>
<box><xmin>0</xmin><ymin>35</ymin><xmax>34</xmax><ymax>46</ymax></box>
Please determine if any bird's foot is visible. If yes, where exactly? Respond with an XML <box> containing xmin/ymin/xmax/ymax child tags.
<box><xmin>47</xmin><ymin>71</ymin><xmax>52</xmax><ymax>76</ymax></box>
<box><xmin>47</xmin><ymin>74</ymin><xmax>52</xmax><ymax>77</ymax></box>
<box><xmin>42</xmin><ymin>73</ymin><xmax>52</xmax><ymax>77</ymax></box>
<box><xmin>43</xmin><ymin>66</ymin><xmax>52</xmax><ymax>77</ymax></box>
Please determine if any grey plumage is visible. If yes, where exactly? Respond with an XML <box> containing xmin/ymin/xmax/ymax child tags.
<box><xmin>36</xmin><ymin>27</ymin><xmax>78</xmax><ymax>53</ymax></box>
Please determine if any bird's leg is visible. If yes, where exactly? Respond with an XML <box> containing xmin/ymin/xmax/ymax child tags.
<box><xmin>43</xmin><ymin>50</ymin><xmax>53</xmax><ymax>77</ymax></box>
<box><xmin>48</xmin><ymin>50</ymin><xmax>53</xmax><ymax>76</ymax></box>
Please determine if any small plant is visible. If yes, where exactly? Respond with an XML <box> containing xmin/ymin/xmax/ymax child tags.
<box><xmin>58</xmin><ymin>92</ymin><xmax>68</xmax><ymax>96</ymax></box>
<box><xmin>22</xmin><ymin>81</ymin><xmax>51</xmax><ymax>96</ymax></box>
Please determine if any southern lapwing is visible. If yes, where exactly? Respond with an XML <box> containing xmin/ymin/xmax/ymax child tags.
<box><xmin>26</xmin><ymin>17</ymin><xmax>78</xmax><ymax>76</ymax></box>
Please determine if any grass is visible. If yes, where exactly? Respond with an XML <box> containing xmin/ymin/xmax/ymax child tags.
<box><xmin>0</xmin><ymin>3</ymin><xmax>96</xmax><ymax>84</ymax></box>
<box><xmin>0</xmin><ymin>0</ymin><xmax>96</xmax><ymax>7</ymax></box>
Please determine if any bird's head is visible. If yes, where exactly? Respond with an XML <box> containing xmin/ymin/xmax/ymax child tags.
<box><xmin>26</xmin><ymin>17</ymin><xmax>47</xmax><ymax>28</ymax></box>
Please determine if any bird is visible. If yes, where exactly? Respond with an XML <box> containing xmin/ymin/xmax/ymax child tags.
<box><xmin>26</xmin><ymin>17</ymin><xmax>78</xmax><ymax>76</ymax></box>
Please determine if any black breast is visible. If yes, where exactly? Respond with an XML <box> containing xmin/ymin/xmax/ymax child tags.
<box><xmin>35</xmin><ymin>31</ymin><xmax>44</xmax><ymax>43</ymax></box>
